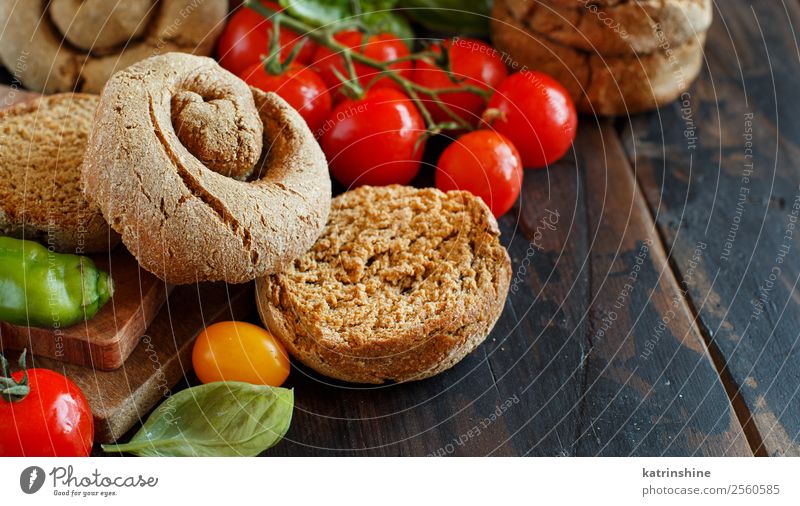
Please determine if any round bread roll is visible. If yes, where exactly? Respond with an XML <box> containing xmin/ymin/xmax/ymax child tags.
<box><xmin>82</xmin><ymin>53</ymin><xmax>331</xmax><ymax>284</ymax></box>
<box><xmin>505</xmin><ymin>0</ymin><xmax>712</xmax><ymax>56</ymax></box>
<box><xmin>0</xmin><ymin>0</ymin><xmax>228</xmax><ymax>94</ymax></box>
<box><xmin>492</xmin><ymin>0</ymin><xmax>706</xmax><ymax>115</ymax></box>
<box><xmin>256</xmin><ymin>185</ymin><xmax>512</xmax><ymax>384</ymax></box>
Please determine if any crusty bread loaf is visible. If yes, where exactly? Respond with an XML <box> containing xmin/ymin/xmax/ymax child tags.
<box><xmin>0</xmin><ymin>93</ymin><xmax>117</xmax><ymax>253</ymax></box>
<box><xmin>505</xmin><ymin>0</ymin><xmax>711</xmax><ymax>56</ymax></box>
<box><xmin>256</xmin><ymin>185</ymin><xmax>512</xmax><ymax>384</ymax></box>
<box><xmin>492</xmin><ymin>0</ymin><xmax>706</xmax><ymax>115</ymax></box>
<box><xmin>82</xmin><ymin>53</ymin><xmax>331</xmax><ymax>284</ymax></box>
<box><xmin>0</xmin><ymin>0</ymin><xmax>228</xmax><ymax>94</ymax></box>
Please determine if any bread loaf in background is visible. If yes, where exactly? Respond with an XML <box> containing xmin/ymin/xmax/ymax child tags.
<box><xmin>492</xmin><ymin>0</ymin><xmax>711</xmax><ymax>115</ymax></box>
<box><xmin>0</xmin><ymin>0</ymin><xmax>229</xmax><ymax>94</ymax></box>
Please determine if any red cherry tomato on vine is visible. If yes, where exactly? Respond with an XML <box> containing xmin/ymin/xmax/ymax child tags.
<box><xmin>241</xmin><ymin>62</ymin><xmax>332</xmax><ymax>134</ymax></box>
<box><xmin>435</xmin><ymin>130</ymin><xmax>523</xmax><ymax>218</ymax></box>
<box><xmin>412</xmin><ymin>37</ymin><xmax>508</xmax><ymax>127</ymax></box>
<box><xmin>484</xmin><ymin>71</ymin><xmax>577</xmax><ymax>168</ymax></box>
<box><xmin>0</xmin><ymin>360</ymin><xmax>94</xmax><ymax>456</ymax></box>
<box><xmin>320</xmin><ymin>88</ymin><xmax>426</xmax><ymax>187</ymax></box>
<box><xmin>217</xmin><ymin>1</ymin><xmax>317</xmax><ymax>76</ymax></box>
<box><xmin>312</xmin><ymin>30</ymin><xmax>412</xmax><ymax>100</ymax></box>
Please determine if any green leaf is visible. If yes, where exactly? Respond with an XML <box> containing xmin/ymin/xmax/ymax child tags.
<box><xmin>277</xmin><ymin>0</ymin><xmax>351</xmax><ymax>27</ymax></box>
<box><xmin>361</xmin><ymin>10</ymin><xmax>414</xmax><ymax>42</ymax></box>
<box><xmin>102</xmin><ymin>382</ymin><xmax>293</xmax><ymax>457</ymax></box>
<box><xmin>395</xmin><ymin>0</ymin><xmax>491</xmax><ymax>36</ymax></box>
<box><xmin>277</xmin><ymin>0</ymin><xmax>412</xmax><ymax>44</ymax></box>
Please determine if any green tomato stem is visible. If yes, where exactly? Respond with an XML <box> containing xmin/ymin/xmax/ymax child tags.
<box><xmin>244</xmin><ymin>0</ymin><xmax>491</xmax><ymax>132</ymax></box>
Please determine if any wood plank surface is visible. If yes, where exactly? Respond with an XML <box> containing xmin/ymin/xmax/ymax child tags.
<box><xmin>9</xmin><ymin>282</ymin><xmax>254</xmax><ymax>444</ymax></box>
<box><xmin>268</xmin><ymin>122</ymin><xmax>751</xmax><ymax>456</ymax></box>
<box><xmin>0</xmin><ymin>248</ymin><xmax>170</xmax><ymax>370</ymax></box>
<box><xmin>622</xmin><ymin>0</ymin><xmax>800</xmax><ymax>456</ymax></box>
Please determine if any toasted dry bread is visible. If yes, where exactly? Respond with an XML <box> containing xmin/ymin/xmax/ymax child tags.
<box><xmin>256</xmin><ymin>185</ymin><xmax>512</xmax><ymax>384</ymax></box>
<box><xmin>0</xmin><ymin>93</ymin><xmax>117</xmax><ymax>253</ymax></box>
<box><xmin>492</xmin><ymin>0</ymin><xmax>706</xmax><ymax>115</ymax></box>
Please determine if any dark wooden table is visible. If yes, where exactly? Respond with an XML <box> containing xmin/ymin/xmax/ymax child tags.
<box><xmin>267</xmin><ymin>1</ymin><xmax>800</xmax><ymax>457</ymax></box>
<box><xmin>5</xmin><ymin>0</ymin><xmax>799</xmax><ymax>457</ymax></box>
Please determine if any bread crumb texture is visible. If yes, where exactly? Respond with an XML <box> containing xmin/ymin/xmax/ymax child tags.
<box><xmin>0</xmin><ymin>94</ymin><xmax>116</xmax><ymax>252</ymax></box>
<box><xmin>258</xmin><ymin>185</ymin><xmax>512</xmax><ymax>384</ymax></box>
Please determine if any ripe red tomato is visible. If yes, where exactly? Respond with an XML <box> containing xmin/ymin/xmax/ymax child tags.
<box><xmin>413</xmin><ymin>37</ymin><xmax>508</xmax><ymax>127</ymax></box>
<box><xmin>435</xmin><ymin>130</ymin><xmax>523</xmax><ymax>218</ymax></box>
<box><xmin>320</xmin><ymin>88</ymin><xmax>425</xmax><ymax>187</ymax></box>
<box><xmin>312</xmin><ymin>30</ymin><xmax>412</xmax><ymax>99</ymax></box>
<box><xmin>217</xmin><ymin>1</ymin><xmax>317</xmax><ymax>76</ymax></box>
<box><xmin>484</xmin><ymin>71</ymin><xmax>577</xmax><ymax>168</ymax></box>
<box><xmin>0</xmin><ymin>366</ymin><xmax>93</xmax><ymax>456</ymax></box>
<box><xmin>241</xmin><ymin>62</ymin><xmax>332</xmax><ymax>134</ymax></box>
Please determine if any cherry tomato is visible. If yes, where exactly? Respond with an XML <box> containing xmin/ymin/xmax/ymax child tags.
<box><xmin>0</xmin><ymin>363</ymin><xmax>94</xmax><ymax>456</ymax></box>
<box><xmin>320</xmin><ymin>87</ymin><xmax>426</xmax><ymax>188</ymax></box>
<box><xmin>312</xmin><ymin>30</ymin><xmax>412</xmax><ymax>100</ymax></box>
<box><xmin>241</xmin><ymin>62</ymin><xmax>332</xmax><ymax>134</ymax></box>
<box><xmin>192</xmin><ymin>321</ymin><xmax>290</xmax><ymax>387</ymax></box>
<box><xmin>217</xmin><ymin>1</ymin><xmax>317</xmax><ymax>76</ymax></box>
<box><xmin>484</xmin><ymin>71</ymin><xmax>577</xmax><ymax>168</ymax></box>
<box><xmin>435</xmin><ymin>130</ymin><xmax>523</xmax><ymax>218</ymax></box>
<box><xmin>412</xmin><ymin>37</ymin><xmax>508</xmax><ymax>127</ymax></box>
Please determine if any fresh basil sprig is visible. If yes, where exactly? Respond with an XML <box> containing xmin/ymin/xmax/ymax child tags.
<box><xmin>278</xmin><ymin>0</ymin><xmax>414</xmax><ymax>43</ymax></box>
<box><xmin>102</xmin><ymin>382</ymin><xmax>293</xmax><ymax>457</ymax></box>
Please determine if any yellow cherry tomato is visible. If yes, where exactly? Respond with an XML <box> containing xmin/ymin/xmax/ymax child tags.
<box><xmin>192</xmin><ymin>321</ymin><xmax>290</xmax><ymax>386</ymax></box>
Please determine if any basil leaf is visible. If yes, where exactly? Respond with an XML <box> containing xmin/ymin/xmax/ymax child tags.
<box><xmin>396</xmin><ymin>0</ymin><xmax>491</xmax><ymax>36</ymax></box>
<box><xmin>277</xmin><ymin>0</ymin><xmax>413</xmax><ymax>43</ymax></box>
<box><xmin>102</xmin><ymin>382</ymin><xmax>293</xmax><ymax>457</ymax></box>
<box><xmin>277</xmin><ymin>0</ymin><xmax>351</xmax><ymax>27</ymax></box>
<box><xmin>361</xmin><ymin>10</ymin><xmax>414</xmax><ymax>42</ymax></box>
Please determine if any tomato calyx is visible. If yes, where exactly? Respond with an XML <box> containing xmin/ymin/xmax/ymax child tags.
<box><xmin>0</xmin><ymin>349</ymin><xmax>30</xmax><ymax>402</ymax></box>
<box><xmin>481</xmin><ymin>107</ymin><xmax>507</xmax><ymax>125</ymax></box>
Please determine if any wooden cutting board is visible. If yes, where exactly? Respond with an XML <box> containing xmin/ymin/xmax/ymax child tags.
<box><xmin>0</xmin><ymin>248</ymin><xmax>171</xmax><ymax>370</ymax></box>
<box><xmin>0</xmin><ymin>85</ymin><xmax>172</xmax><ymax>370</ymax></box>
<box><xmin>0</xmin><ymin>84</ymin><xmax>255</xmax><ymax>441</ymax></box>
<box><xmin>3</xmin><ymin>282</ymin><xmax>254</xmax><ymax>443</ymax></box>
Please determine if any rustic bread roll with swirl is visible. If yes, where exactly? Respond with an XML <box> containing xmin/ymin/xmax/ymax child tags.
<box><xmin>82</xmin><ymin>53</ymin><xmax>331</xmax><ymax>284</ymax></box>
<box><xmin>0</xmin><ymin>0</ymin><xmax>228</xmax><ymax>94</ymax></box>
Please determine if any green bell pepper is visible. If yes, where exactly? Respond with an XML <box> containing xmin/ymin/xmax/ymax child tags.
<box><xmin>0</xmin><ymin>236</ymin><xmax>113</xmax><ymax>328</ymax></box>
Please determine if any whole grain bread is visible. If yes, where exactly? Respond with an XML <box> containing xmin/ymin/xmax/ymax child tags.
<box><xmin>256</xmin><ymin>185</ymin><xmax>512</xmax><ymax>384</ymax></box>
<box><xmin>505</xmin><ymin>0</ymin><xmax>712</xmax><ymax>56</ymax></box>
<box><xmin>0</xmin><ymin>0</ymin><xmax>228</xmax><ymax>94</ymax></box>
<box><xmin>492</xmin><ymin>0</ymin><xmax>706</xmax><ymax>115</ymax></box>
<box><xmin>0</xmin><ymin>93</ymin><xmax>117</xmax><ymax>253</ymax></box>
<box><xmin>82</xmin><ymin>53</ymin><xmax>331</xmax><ymax>284</ymax></box>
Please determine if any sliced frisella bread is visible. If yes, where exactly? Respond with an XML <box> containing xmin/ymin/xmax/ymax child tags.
<box><xmin>0</xmin><ymin>93</ymin><xmax>118</xmax><ymax>253</ymax></box>
<box><xmin>492</xmin><ymin>0</ymin><xmax>706</xmax><ymax>115</ymax></box>
<box><xmin>505</xmin><ymin>0</ymin><xmax>712</xmax><ymax>56</ymax></box>
<box><xmin>256</xmin><ymin>185</ymin><xmax>512</xmax><ymax>384</ymax></box>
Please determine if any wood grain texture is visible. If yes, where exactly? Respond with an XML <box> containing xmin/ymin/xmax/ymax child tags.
<box><xmin>10</xmin><ymin>282</ymin><xmax>254</xmax><ymax>444</ymax></box>
<box><xmin>268</xmin><ymin>123</ymin><xmax>751</xmax><ymax>456</ymax></box>
<box><xmin>622</xmin><ymin>0</ymin><xmax>800</xmax><ymax>456</ymax></box>
<box><xmin>0</xmin><ymin>248</ymin><xmax>170</xmax><ymax>370</ymax></box>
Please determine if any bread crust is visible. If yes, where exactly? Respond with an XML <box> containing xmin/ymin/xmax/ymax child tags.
<box><xmin>492</xmin><ymin>0</ymin><xmax>706</xmax><ymax>115</ymax></box>
<box><xmin>0</xmin><ymin>0</ymin><xmax>228</xmax><ymax>94</ymax></box>
<box><xmin>0</xmin><ymin>93</ymin><xmax>118</xmax><ymax>253</ymax></box>
<box><xmin>82</xmin><ymin>53</ymin><xmax>331</xmax><ymax>284</ymax></box>
<box><xmin>256</xmin><ymin>186</ymin><xmax>512</xmax><ymax>384</ymax></box>
<box><xmin>505</xmin><ymin>0</ymin><xmax>712</xmax><ymax>56</ymax></box>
